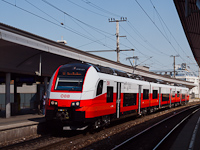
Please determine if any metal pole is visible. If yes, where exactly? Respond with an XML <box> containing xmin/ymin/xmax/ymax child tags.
<box><xmin>116</xmin><ymin>21</ymin><xmax>120</xmax><ymax>63</ymax></box>
<box><xmin>39</xmin><ymin>54</ymin><xmax>42</xmax><ymax>76</ymax></box>
<box><xmin>174</xmin><ymin>56</ymin><xmax>175</xmax><ymax>78</ymax></box>
<box><xmin>109</xmin><ymin>17</ymin><xmax>127</xmax><ymax>63</ymax></box>
<box><xmin>6</xmin><ymin>73</ymin><xmax>11</xmax><ymax>118</ymax></box>
<box><xmin>126</xmin><ymin>56</ymin><xmax>138</xmax><ymax>73</ymax></box>
<box><xmin>171</xmin><ymin>55</ymin><xmax>179</xmax><ymax>78</ymax></box>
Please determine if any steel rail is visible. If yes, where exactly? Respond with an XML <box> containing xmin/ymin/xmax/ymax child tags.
<box><xmin>111</xmin><ymin>104</ymin><xmax>200</xmax><ymax>150</ymax></box>
<box><xmin>153</xmin><ymin>108</ymin><xmax>200</xmax><ymax>150</ymax></box>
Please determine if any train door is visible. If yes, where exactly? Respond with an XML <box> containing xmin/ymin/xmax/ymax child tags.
<box><xmin>159</xmin><ymin>87</ymin><xmax>161</xmax><ymax>108</ymax></box>
<box><xmin>185</xmin><ymin>91</ymin><xmax>187</xmax><ymax>104</ymax></box>
<box><xmin>116</xmin><ymin>82</ymin><xmax>121</xmax><ymax>118</ymax></box>
<box><xmin>138</xmin><ymin>85</ymin><xmax>142</xmax><ymax>115</ymax></box>
<box><xmin>170</xmin><ymin>88</ymin><xmax>172</xmax><ymax>108</ymax></box>
<box><xmin>186</xmin><ymin>90</ymin><xmax>189</xmax><ymax>103</ymax></box>
<box><xmin>180</xmin><ymin>89</ymin><xmax>182</xmax><ymax>104</ymax></box>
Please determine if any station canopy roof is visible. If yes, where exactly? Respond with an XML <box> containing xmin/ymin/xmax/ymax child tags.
<box><xmin>0</xmin><ymin>23</ymin><xmax>195</xmax><ymax>88</ymax></box>
<box><xmin>174</xmin><ymin>0</ymin><xmax>200</xmax><ymax>66</ymax></box>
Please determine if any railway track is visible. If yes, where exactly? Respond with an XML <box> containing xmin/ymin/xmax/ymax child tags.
<box><xmin>1</xmin><ymin>102</ymin><xmax>200</xmax><ymax>150</ymax></box>
<box><xmin>111</xmin><ymin>104</ymin><xmax>200</xmax><ymax>150</ymax></box>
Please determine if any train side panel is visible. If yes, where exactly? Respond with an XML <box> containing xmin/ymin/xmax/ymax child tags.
<box><xmin>45</xmin><ymin>63</ymin><xmax>190</xmax><ymax>130</ymax></box>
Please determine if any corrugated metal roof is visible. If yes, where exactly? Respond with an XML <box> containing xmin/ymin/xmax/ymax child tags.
<box><xmin>174</xmin><ymin>0</ymin><xmax>200</xmax><ymax>66</ymax></box>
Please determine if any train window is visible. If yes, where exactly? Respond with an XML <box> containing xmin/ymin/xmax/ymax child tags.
<box><xmin>177</xmin><ymin>91</ymin><xmax>180</xmax><ymax>97</ymax></box>
<box><xmin>162</xmin><ymin>94</ymin><xmax>169</xmax><ymax>101</ymax></box>
<box><xmin>172</xmin><ymin>91</ymin><xmax>175</xmax><ymax>97</ymax></box>
<box><xmin>123</xmin><ymin>93</ymin><xmax>137</xmax><ymax>107</ymax></box>
<box><xmin>55</xmin><ymin>76</ymin><xmax>84</xmax><ymax>91</ymax></box>
<box><xmin>153</xmin><ymin>90</ymin><xmax>158</xmax><ymax>99</ymax></box>
<box><xmin>182</xmin><ymin>94</ymin><xmax>185</xmax><ymax>99</ymax></box>
<box><xmin>96</xmin><ymin>80</ymin><xmax>103</xmax><ymax>96</ymax></box>
<box><xmin>107</xmin><ymin>86</ymin><xmax>113</xmax><ymax>103</ymax></box>
<box><xmin>54</xmin><ymin>65</ymin><xmax>88</xmax><ymax>91</ymax></box>
<box><xmin>143</xmin><ymin>89</ymin><xmax>149</xmax><ymax>100</ymax></box>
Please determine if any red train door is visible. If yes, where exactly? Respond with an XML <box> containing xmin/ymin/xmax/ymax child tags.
<box><xmin>116</xmin><ymin>82</ymin><xmax>121</xmax><ymax>118</ymax></box>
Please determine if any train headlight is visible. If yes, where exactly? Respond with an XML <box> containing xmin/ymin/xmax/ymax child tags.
<box><xmin>71</xmin><ymin>101</ymin><xmax>80</xmax><ymax>107</ymax></box>
<box><xmin>50</xmin><ymin>101</ymin><xmax>55</xmax><ymax>105</ymax></box>
<box><xmin>50</xmin><ymin>100</ymin><xmax>58</xmax><ymax>106</ymax></box>
<box><xmin>76</xmin><ymin>101</ymin><xmax>80</xmax><ymax>106</ymax></box>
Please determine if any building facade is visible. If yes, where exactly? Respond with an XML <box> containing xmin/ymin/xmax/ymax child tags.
<box><xmin>152</xmin><ymin>64</ymin><xmax>199</xmax><ymax>98</ymax></box>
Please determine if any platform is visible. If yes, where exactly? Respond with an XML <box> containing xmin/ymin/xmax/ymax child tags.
<box><xmin>0</xmin><ymin>112</ymin><xmax>45</xmax><ymax>145</ymax></box>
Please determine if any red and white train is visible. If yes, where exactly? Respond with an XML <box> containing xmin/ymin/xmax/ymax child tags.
<box><xmin>45</xmin><ymin>63</ymin><xmax>189</xmax><ymax>130</ymax></box>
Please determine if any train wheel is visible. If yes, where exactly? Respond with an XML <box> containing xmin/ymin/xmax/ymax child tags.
<box><xmin>93</xmin><ymin>118</ymin><xmax>101</xmax><ymax>129</ymax></box>
<box><xmin>102</xmin><ymin>115</ymin><xmax>111</xmax><ymax>127</ymax></box>
<box><xmin>149</xmin><ymin>108</ymin><xmax>154</xmax><ymax>113</ymax></box>
<box><xmin>142</xmin><ymin>108</ymin><xmax>147</xmax><ymax>116</ymax></box>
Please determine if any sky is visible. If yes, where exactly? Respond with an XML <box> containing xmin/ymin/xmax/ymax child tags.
<box><xmin>0</xmin><ymin>0</ymin><xmax>198</xmax><ymax>75</ymax></box>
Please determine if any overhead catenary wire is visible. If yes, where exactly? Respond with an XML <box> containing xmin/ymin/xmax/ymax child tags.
<box><xmin>76</xmin><ymin>35</ymin><xmax>114</xmax><ymax>49</ymax></box>
<box><xmin>69</xmin><ymin>0</ymin><xmax>166</xmax><ymax>67</ymax></box>
<box><xmin>124</xmin><ymin>37</ymin><xmax>169</xmax><ymax>69</ymax></box>
<box><xmin>74</xmin><ymin>0</ymin><xmax>178</xmax><ymax>69</ymax></box>
<box><xmin>66</xmin><ymin>0</ymin><xmax>110</xmax><ymax>18</ymax></box>
<box><xmin>120</xmin><ymin>23</ymin><xmax>170</xmax><ymax>57</ymax></box>
<box><xmin>41</xmin><ymin>0</ymin><xmax>121</xmax><ymax>50</ymax></box>
<box><xmin>126</xmin><ymin>21</ymin><xmax>171</xmax><ymax>57</ymax></box>
<box><xmin>135</xmin><ymin>0</ymin><xmax>180</xmax><ymax>55</ymax></box>
<box><xmin>1</xmin><ymin>0</ymin><xmax>197</xmax><ymax>72</ymax></box>
<box><xmin>81</xmin><ymin>0</ymin><xmax>121</xmax><ymax>18</ymax></box>
<box><xmin>2</xmin><ymin>0</ymin><xmax>118</xmax><ymax>51</ymax></box>
<box><xmin>149</xmin><ymin>0</ymin><xmax>198</xmax><ymax>73</ymax></box>
<box><xmin>115</xmin><ymin>26</ymin><xmax>169</xmax><ymax>69</ymax></box>
<box><xmin>135</xmin><ymin>0</ymin><xmax>197</xmax><ymax>72</ymax></box>
<box><xmin>149</xmin><ymin>0</ymin><xmax>197</xmax><ymax>65</ymax></box>
<box><xmin>2</xmin><ymin>0</ymin><xmax>134</xmax><ymax>62</ymax></box>
<box><xmin>42</xmin><ymin>0</ymin><xmax>114</xmax><ymax>37</ymax></box>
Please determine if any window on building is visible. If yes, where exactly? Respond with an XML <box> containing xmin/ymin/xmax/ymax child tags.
<box><xmin>107</xmin><ymin>86</ymin><xmax>113</xmax><ymax>103</ymax></box>
<box><xmin>96</xmin><ymin>80</ymin><xmax>103</xmax><ymax>96</ymax></box>
<box><xmin>162</xmin><ymin>94</ymin><xmax>169</xmax><ymax>101</ymax></box>
<box><xmin>123</xmin><ymin>93</ymin><xmax>137</xmax><ymax>107</ymax></box>
<box><xmin>143</xmin><ymin>89</ymin><xmax>149</xmax><ymax>100</ymax></box>
<box><xmin>153</xmin><ymin>90</ymin><xmax>158</xmax><ymax>99</ymax></box>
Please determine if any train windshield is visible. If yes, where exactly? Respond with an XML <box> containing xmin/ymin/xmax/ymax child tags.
<box><xmin>54</xmin><ymin>64</ymin><xmax>89</xmax><ymax>91</ymax></box>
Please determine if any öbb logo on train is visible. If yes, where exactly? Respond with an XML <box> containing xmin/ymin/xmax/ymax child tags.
<box><xmin>60</xmin><ymin>94</ymin><xmax>70</xmax><ymax>98</ymax></box>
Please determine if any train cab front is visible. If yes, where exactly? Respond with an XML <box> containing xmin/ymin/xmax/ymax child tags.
<box><xmin>45</xmin><ymin>63</ymin><xmax>96</xmax><ymax>130</ymax></box>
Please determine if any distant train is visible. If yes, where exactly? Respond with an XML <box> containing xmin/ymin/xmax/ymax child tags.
<box><xmin>45</xmin><ymin>63</ymin><xmax>189</xmax><ymax>130</ymax></box>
